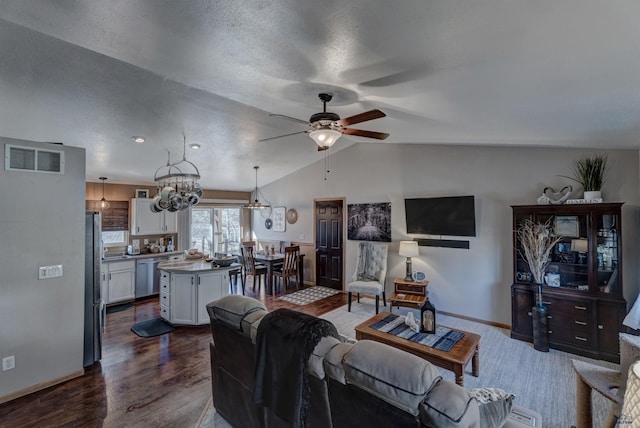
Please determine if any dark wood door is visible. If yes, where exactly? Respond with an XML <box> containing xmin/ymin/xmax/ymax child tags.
<box><xmin>315</xmin><ymin>200</ymin><xmax>343</xmax><ymax>290</ymax></box>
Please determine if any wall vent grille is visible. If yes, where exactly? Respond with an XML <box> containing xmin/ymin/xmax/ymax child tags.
<box><xmin>4</xmin><ymin>144</ymin><xmax>64</xmax><ymax>174</ymax></box>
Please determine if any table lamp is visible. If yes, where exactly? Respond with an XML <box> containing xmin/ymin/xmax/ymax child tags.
<box><xmin>399</xmin><ymin>241</ymin><xmax>420</xmax><ymax>282</ymax></box>
<box><xmin>571</xmin><ymin>238</ymin><xmax>588</xmax><ymax>264</ymax></box>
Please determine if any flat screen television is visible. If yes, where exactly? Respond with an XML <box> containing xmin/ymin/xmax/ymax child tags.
<box><xmin>404</xmin><ymin>195</ymin><xmax>476</xmax><ymax>237</ymax></box>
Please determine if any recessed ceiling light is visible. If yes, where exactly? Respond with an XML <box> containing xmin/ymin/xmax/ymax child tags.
<box><xmin>131</xmin><ymin>136</ymin><xmax>145</xmax><ymax>143</ymax></box>
<box><xmin>189</xmin><ymin>143</ymin><xmax>201</xmax><ymax>149</ymax></box>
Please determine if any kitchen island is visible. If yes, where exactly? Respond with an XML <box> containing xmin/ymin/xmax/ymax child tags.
<box><xmin>158</xmin><ymin>259</ymin><xmax>237</xmax><ymax>325</ymax></box>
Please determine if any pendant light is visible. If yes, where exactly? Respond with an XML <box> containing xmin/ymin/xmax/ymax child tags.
<box><xmin>99</xmin><ymin>177</ymin><xmax>110</xmax><ymax>209</ymax></box>
<box><xmin>244</xmin><ymin>166</ymin><xmax>271</xmax><ymax>210</ymax></box>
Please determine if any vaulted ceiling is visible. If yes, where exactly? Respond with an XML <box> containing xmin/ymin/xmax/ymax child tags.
<box><xmin>1</xmin><ymin>1</ymin><xmax>640</xmax><ymax>190</ymax></box>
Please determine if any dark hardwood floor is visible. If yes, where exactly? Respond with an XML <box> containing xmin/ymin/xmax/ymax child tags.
<box><xmin>0</xmin><ymin>282</ymin><xmax>347</xmax><ymax>428</ymax></box>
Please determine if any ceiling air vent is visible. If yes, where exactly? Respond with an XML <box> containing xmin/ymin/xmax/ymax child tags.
<box><xmin>4</xmin><ymin>144</ymin><xmax>64</xmax><ymax>174</ymax></box>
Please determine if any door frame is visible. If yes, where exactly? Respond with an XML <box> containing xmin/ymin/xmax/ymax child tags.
<box><xmin>313</xmin><ymin>197</ymin><xmax>346</xmax><ymax>290</ymax></box>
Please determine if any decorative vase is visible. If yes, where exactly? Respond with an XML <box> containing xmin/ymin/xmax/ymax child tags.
<box><xmin>532</xmin><ymin>283</ymin><xmax>549</xmax><ymax>352</ymax></box>
<box><xmin>583</xmin><ymin>190</ymin><xmax>602</xmax><ymax>200</ymax></box>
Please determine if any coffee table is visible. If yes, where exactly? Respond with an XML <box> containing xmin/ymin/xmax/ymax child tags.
<box><xmin>354</xmin><ymin>312</ymin><xmax>480</xmax><ymax>387</ymax></box>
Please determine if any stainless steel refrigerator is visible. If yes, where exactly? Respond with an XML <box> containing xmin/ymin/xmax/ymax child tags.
<box><xmin>84</xmin><ymin>211</ymin><xmax>104</xmax><ymax>367</ymax></box>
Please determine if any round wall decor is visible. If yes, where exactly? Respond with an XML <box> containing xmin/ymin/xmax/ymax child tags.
<box><xmin>265</xmin><ymin>218</ymin><xmax>273</xmax><ymax>229</ymax></box>
<box><xmin>286</xmin><ymin>208</ymin><xmax>298</xmax><ymax>224</ymax></box>
<box><xmin>412</xmin><ymin>271</ymin><xmax>426</xmax><ymax>282</ymax></box>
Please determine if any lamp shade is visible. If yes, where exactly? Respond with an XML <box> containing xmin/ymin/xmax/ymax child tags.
<box><xmin>399</xmin><ymin>241</ymin><xmax>419</xmax><ymax>258</ymax></box>
<box><xmin>571</xmin><ymin>238</ymin><xmax>588</xmax><ymax>253</ymax></box>
<box><xmin>309</xmin><ymin>129</ymin><xmax>341</xmax><ymax>149</ymax></box>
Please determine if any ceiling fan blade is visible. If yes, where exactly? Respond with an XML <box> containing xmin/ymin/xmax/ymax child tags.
<box><xmin>341</xmin><ymin>128</ymin><xmax>390</xmax><ymax>140</ymax></box>
<box><xmin>338</xmin><ymin>109</ymin><xmax>386</xmax><ymax>126</ymax></box>
<box><xmin>268</xmin><ymin>113</ymin><xmax>310</xmax><ymax>125</ymax></box>
<box><xmin>259</xmin><ymin>130</ymin><xmax>309</xmax><ymax>142</ymax></box>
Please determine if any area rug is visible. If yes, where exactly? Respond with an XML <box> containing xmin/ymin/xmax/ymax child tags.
<box><xmin>320</xmin><ymin>297</ymin><xmax>615</xmax><ymax>428</ymax></box>
<box><xmin>130</xmin><ymin>317</ymin><xmax>175</xmax><ymax>338</ymax></box>
<box><xmin>278</xmin><ymin>286</ymin><xmax>341</xmax><ymax>305</ymax></box>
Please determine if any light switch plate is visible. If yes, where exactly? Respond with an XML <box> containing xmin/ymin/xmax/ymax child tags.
<box><xmin>39</xmin><ymin>265</ymin><xmax>63</xmax><ymax>279</ymax></box>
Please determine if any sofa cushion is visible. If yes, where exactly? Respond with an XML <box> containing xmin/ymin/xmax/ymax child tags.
<box><xmin>323</xmin><ymin>342</ymin><xmax>354</xmax><ymax>384</ymax></box>
<box><xmin>207</xmin><ymin>295</ymin><xmax>267</xmax><ymax>331</ymax></box>
<box><xmin>307</xmin><ymin>336</ymin><xmax>342</xmax><ymax>379</ymax></box>
<box><xmin>469</xmin><ymin>387</ymin><xmax>514</xmax><ymax>428</ymax></box>
<box><xmin>341</xmin><ymin>340</ymin><xmax>441</xmax><ymax>416</ymax></box>
<box><xmin>419</xmin><ymin>380</ymin><xmax>480</xmax><ymax>428</ymax></box>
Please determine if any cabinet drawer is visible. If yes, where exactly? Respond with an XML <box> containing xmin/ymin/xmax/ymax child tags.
<box><xmin>108</xmin><ymin>260</ymin><xmax>136</xmax><ymax>272</ymax></box>
<box><xmin>160</xmin><ymin>280</ymin><xmax>170</xmax><ymax>293</ymax></box>
<box><xmin>544</xmin><ymin>298</ymin><xmax>591</xmax><ymax>323</ymax></box>
<box><xmin>160</xmin><ymin>304</ymin><xmax>170</xmax><ymax>321</ymax></box>
<box><xmin>160</xmin><ymin>271</ymin><xmax>170</xmax><ymax>282</ymax></box>
<box><xmin>160</xmin><ymin>291</ymin><xmax>170</xmax><ymax>306</ymax></box>
<box><xmin>396</xmin><ymin>283</ymin><xmax>426</xmax><ymax>295</ymax></box>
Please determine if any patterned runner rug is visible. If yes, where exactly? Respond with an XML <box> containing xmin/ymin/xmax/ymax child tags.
<box><xmin>278</xmin><ymin>286</ymin><xmax>341</xmax><ymax>305</ymax></box>
<box><xmin>370</xmin><ymin>313</ymin><xmax>464</xmax><ymax>352</ymax></box>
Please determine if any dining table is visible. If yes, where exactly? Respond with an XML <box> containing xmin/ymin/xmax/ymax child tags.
<box><xmin>253</xmin><ymin>252</ymin><xmax>305</xmax><ymax>295</ymax></box>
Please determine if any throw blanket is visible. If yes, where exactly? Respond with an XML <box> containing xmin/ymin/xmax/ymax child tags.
<box><xmin>253</xmin><ymin>308</ymin><xmax>339</xmax><ymax>427</ymax></box>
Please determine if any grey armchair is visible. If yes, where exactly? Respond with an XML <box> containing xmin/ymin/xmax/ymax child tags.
<box><xmin>346</xmin><ymin>242</ymin><xmax>388</xmax><ymax>314</ymax></box>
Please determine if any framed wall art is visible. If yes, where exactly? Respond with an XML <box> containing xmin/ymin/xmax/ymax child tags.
<box><xmin>555</xmin><ymin>215</ymin><xmax>579</xmax><ymax>237</ymax></box>
<box><xmin>136</xmin><ymin>189</ymin><xmax>149</xmax><ymax>198</ymax></box>
<box><xmin>347</xmin><ymin>202</ymin><xmax>391</xmax><ymax>242</ymax></box>
<box><xmin>272</xmin><ymin>206</ymin><xmax>286</xmax><ymax>232</ymax></box>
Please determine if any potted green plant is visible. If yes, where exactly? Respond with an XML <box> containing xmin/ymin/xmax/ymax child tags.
<box><xmin>565</xmin><ymin>154</ymin><xmax>609</xmax><ymax>200</ymax></box>
<box><xmin>516</xmin><ymin>218</ymin><xmax>562</xmax><ymax>352</ymax></box>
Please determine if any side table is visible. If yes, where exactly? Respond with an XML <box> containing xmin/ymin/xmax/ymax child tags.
<box><xmin>390</xmin><ymin>278</ymin><xmax>429</xmax><ymax>312</ymax></box>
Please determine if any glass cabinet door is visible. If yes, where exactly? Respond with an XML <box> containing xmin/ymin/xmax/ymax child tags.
<box><xmin>546</xmin><ymin>214</ymin><xmax>590</xmax><ymax>293</ymax></box>
<box><xmin>595</xmin><ymin>213</ymin><xmax>619</xmax><ymax>294</ymax></box>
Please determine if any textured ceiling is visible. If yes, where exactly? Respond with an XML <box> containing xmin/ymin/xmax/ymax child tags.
<box><xmin>1</xmin><ymin>1</ymin><xmax>640</xmax><ymax>190</ymax></box>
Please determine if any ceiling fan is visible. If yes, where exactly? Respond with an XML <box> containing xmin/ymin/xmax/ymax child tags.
<box><xmin>259</xmin><ymin>93</ymin><xmax>389</xmax><ymax>151</ymax></box>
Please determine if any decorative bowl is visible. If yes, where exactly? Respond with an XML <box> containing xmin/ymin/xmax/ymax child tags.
<box><xmin>213</xmin><ymin>256</ymin><xmax>235</xmax><ymax>267</ymax></box>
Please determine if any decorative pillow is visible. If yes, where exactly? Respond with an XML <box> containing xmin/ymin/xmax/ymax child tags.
<box><xmin>468</xmin><ymin>387</ymin><xmax>515</xmax><ymax>428</ymax></box>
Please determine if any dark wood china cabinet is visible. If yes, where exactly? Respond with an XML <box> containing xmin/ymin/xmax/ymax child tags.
<box><xmin>511</xmin><ymin>203</ymin><xmax>626</xmax><ymax>363</ymax></box>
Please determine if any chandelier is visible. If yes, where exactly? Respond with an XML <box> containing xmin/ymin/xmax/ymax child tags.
<box><xmin>244</xmin><ymin>165</ymin><xmax>271</xmax><ymax>211</ymax></box>
<box><xmin>151</xmin><ymin>135</ymin><xmax>202</xmax><ymax>213</ymax></box>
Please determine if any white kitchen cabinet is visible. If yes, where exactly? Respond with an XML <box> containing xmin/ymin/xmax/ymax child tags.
<box><xmin>131</xmin><ymin>198</ymin><xmax>178</xmax><ymax>235</ymax></box>
<box><xmin>197</xmin><ymin>272</ymin><xmax>228</xmax><ymax>324</ymax></box>
<box><xmin>161</xmin><ymin>269</ymin><xmax>229</xmax><ymax>325</ymax></box>
<box><xmin>104</xmin><ymin>260</ymin><xmax>135</xmax><ymax>304</ymax></box>
<box><xmin>171</xmin><ymin>273</ymin><xmax>197</xmax><ymax>325</ymax></box>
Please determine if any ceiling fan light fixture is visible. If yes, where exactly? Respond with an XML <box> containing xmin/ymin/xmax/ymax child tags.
<box><xmin>309</xmin><ymin>128</ymin><xmax>341</xmax><ymax>149</ymax></box>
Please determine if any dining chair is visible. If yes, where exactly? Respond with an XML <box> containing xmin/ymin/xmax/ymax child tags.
<box><xmin>215</xmin><ymin>252</ymin><xmax>242</xmax><ymax>295</ymax></box>
<box><xmin>240</xmin><ymin>245</ymin><xmax>267</xmax><ymax>293</ymax></box>
<box><xmin>272</xmin><ymin>245</ymin><xmax>300</xmax><ymax>294</ymax></box>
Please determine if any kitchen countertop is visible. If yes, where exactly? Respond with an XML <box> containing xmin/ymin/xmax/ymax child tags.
<box><xmin>157</xmin><ymin>259</ymin><xmax>240</xmax><ymax>273</ymax></box>
<box><xmin>101</xmin><ymin>251</ymin><xmax>183</xmax><ymax>263</ymax></box>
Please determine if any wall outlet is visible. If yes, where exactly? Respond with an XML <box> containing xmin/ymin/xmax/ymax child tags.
<box><xmin>2</xmin><ymin>355</ymin><xmax>15</xmax><ymax>371</ymax></box>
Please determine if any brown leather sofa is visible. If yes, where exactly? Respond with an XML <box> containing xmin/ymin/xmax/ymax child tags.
<box><xmin>207</xmin><ymin>295</ymin><xmax>542</xmax><ymax>428</ymax></box>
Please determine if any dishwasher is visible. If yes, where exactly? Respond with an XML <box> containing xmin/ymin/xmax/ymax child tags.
<box><xmin>135</xmin><ymin>256</ymin><xmax>168</xmax><ymax>298</ymax></box>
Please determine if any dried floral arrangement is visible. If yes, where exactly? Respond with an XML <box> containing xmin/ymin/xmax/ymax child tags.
<box><xmin>517</xmin><ymin>219</ymin><xmax>562</xmax><ymax>285</ymax></box>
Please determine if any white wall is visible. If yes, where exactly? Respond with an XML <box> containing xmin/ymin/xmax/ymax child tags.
<box><xmin>0</xmin><ymin>138</ymin><xmax>86</xmax><ymax>399</ymax></box>
<box><xmin>255</xmin><ymin>143</ymin><xmax>640</xmax><ymax>325</ymax></box>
